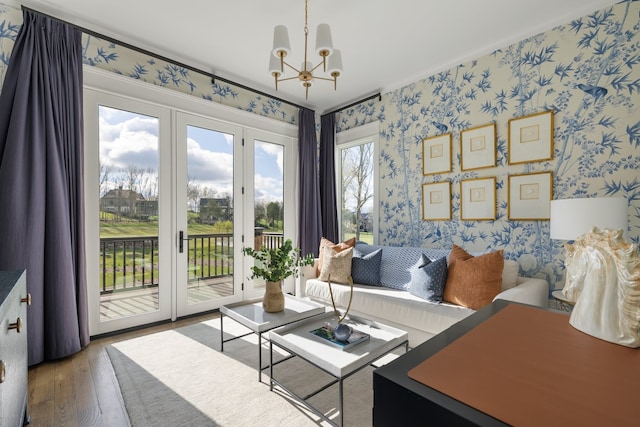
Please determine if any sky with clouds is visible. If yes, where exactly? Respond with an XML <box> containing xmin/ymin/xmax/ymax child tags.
<box><xmin>99</xmin><ymin>106</ymin><xmax>284</xmax><ymax>206</ymax></box>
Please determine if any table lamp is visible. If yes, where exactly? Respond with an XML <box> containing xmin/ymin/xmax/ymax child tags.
<box><xmin>550</xmin><ymin>197</ymin><xmax>627</xmax><ymax>242</ymax></box>
<box><xmin>550</xmin><ymin>197</ymin><xmax>627</xmax><ymax>302</ymax></box>
<box><xmin>549</xmin><ymin>197</ymin><xmax>640</xmax><ymax>348</ymax></box>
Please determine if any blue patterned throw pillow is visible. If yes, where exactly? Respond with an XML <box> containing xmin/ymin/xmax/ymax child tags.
<box><xmin>409</xmin><ymin>256</ymin><xmax>448</xmax><ymax>303</ymax></box>
<box><xmin>351</xmin><ymin>248</ymin><xmax>383</xmax><ymax>286</ymax></box>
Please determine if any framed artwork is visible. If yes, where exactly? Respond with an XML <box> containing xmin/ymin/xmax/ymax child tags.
<box><xmin>422</xmin><ymin>133</ymin><xmax>452</xmax><ymax>175</ymax></box>
<box><xmin>508</xmin><ymin>110</ymin><xmax>554</xmax><ymax>164</ymax></box>
<box><xmin>422</xmin><ymin>181</ymin><xmax>451</xmax><ymax>220</ymax></box>
<box><xmin>508</xmin><ymin>171</ymin><xmax>553</xmax><ymax>220</ymax></box>
<box><xmin>460</xmin><ymin>177</ymin><xmax>496</xmax><ymax>220</ymax></box>
<box><xmin>460</xmin><ymin>122</ymin><xmax>496</xmax><ymax>171</ymax></box>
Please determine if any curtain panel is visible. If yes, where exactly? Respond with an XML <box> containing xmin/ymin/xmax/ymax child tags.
<box><xmin>319</xmin><ymin>113</ymin><xmax>338</xmax><ymax>242</ymax></box>
<box><xmin>0</xmin><ymin>9</ymin><xmax>88</xmax><ymax>365</ymax></box>
<box><xmin>297</xmin><ymin>108</ymin><xmax>322</xmax><ymax>257</ymax></box>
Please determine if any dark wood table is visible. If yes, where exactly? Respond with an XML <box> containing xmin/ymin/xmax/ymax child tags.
<box><xmin>373</xmin><ymin>299</ymin><xmax>639</xmax><ymax>427</ymax></box>
<box><xmin>373</xmin><ymin>300</ymin><xmax>510</xmax><ymax>427</ymax></box>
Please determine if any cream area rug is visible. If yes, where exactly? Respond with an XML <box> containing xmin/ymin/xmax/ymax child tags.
<box><xmin>106</xmin><ymin>317</ymin><xmax>381</xmax><ymax>426</ymax></box>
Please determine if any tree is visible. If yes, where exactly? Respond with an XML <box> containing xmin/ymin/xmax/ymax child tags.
<box><xmin>187</xmin><ymin>175</ymin><xmax>201</xmax><ymax>212</ymax></box>
<box><xmin>266</xmin><ymin>201</ymin><xmax>282</xmax><ymax>229</ymax></box>
<box><xmin>255</xmin><ymin>201</ymin><xmax>267</xmax><ymax>225</ymax></box>
<box><xmin>341</xmin><ymin>142</ymin><xmax>374</xmax><ymax>240</ymax></box>
<box><xmin>99</xmin><ymin>163</ymin><xmax>113</xmax><ymax>198</ymax></box>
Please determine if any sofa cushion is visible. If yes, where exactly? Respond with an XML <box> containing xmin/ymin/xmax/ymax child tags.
<box><xmin>443</xmin><ymin>245</ymin><xmax>504</xmax><ymax>310</ymax></box>
<box><xmin>351</xmin><ymin>248</ymin><xmax>383</xmax><ymax>286</ymax></box>
<box><xmin>355</xmin><ymin>243</ymin><xmax>450</xmax><ymax>291</ymax></box>
<box><xmin>318</xmin><ymin>246</ymin><xmax>353</xmax><ymax>284</ymax></box>
<box><xmin>502</xmin><ymin>260</ymin><xmax>519</xmax><ymax>290</ymax></box>
<box><xmin>317</xmin><ymin>237</ymin><xmax>356</xmax><ymax>276</ymax></box>
<box><xmin>409</xmin><ymin>255</ymin><xmax>448</xmax><ymax>303</ymax></box>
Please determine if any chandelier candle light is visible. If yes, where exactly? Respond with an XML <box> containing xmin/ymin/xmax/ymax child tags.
<box><xmin>269</xmin><ymin>0</ymin><xmax>343</xmax><ymax>99</ymax></box>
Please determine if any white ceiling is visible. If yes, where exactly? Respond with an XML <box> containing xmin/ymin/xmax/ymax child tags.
<box><xmin>8</xmin><ymin>0</ymin><xmax>619</xmax><ymax>113</ymax></box>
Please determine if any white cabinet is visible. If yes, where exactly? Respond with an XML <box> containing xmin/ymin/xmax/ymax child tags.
<box><xmin>0</xmin><ymin>270</ymin><xmax>29</xmax><ymax>427</ymax></box>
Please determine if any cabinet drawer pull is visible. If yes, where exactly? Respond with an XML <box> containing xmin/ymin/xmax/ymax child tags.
<box><xmin>9</xmin><ymin>317</ymin><xmax>22</xmax><ymax>333</ymax></box>
<box><xmin>0</xmin><ymin>360</ymin><xmax>4</xmax><ymax>383</ymax></box>
<box><xmin>21</xmin><ymin>293</ymin><xmax>31</xmax><ymax>306</ymax></box>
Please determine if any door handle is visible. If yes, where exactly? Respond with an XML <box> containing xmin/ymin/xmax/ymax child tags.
<box><xmin>179</xmin><ymin>231</ymin><xmax>193</xmax><ymax>253</ymax></box>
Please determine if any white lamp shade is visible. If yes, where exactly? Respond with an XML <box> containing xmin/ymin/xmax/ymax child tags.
<box><xmin>272</xmin><ymin>25</ymin><xmax>291</xmax><ymax>57</ymax></box>
<box><xmin>550</xmin><ymin>197</ymin><xmax>627</xmax><ymax>240</ymax></box>
<box><xmin>315</xmin><ymin>23</ymin><xmax>334</xmax><ymax>55</ymax></box>
<box><xmin>268</xmin><ymin>54</ymin><xmax>281</xmax><ymax>75</ymax></box>
<box><xmin>327</xmin><ymin>49</ymin><xmax>343</xmax><ymax>74</ymax></box>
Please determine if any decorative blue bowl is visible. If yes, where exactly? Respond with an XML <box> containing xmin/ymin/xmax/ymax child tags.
<box><xmin>334</xmin><ymin>323</ymin><xmax>351</xmax><ymax>342</ymax></box>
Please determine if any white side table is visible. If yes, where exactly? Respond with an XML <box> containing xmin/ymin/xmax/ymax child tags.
<box><xmin>220</xmin><ymin>295</ymin><xmax>325</xmax><ymax>382</ymax></box>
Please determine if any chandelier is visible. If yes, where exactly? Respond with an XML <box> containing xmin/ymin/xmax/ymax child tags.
<box><xmin>269</xmin><ymin>0</ymin><xmax>343</xmax><ymax>100</ymax></box>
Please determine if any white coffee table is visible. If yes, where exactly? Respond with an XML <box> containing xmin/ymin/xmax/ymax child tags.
<box><xmin>220</xmin><ymin>294</ymin><xmax>326</xmax><ymax>382</ymax></box>
<box><xmin>268</xmin><ymin>311</ymin><xmax>408</xmax><ymax>426</ymax></box>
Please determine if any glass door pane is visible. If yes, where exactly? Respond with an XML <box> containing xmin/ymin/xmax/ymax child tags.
<box><xmin>98</xmin><ymin>106</ymin><xmax>161</xmax><ymax>321</ymax></box>
<box><xmin>251</xmin><ymin>140</ymin><xmax>285</xmax><ymax>293</ymax></box>
<box><xmin>243</xmin><ymin>129</ymin><xmax>295</xmax><ymax>298</ymax></box>
<box><xmin>176</xmin><ymin>113</ymin><xmax>243</xmax><ymax>316</ymax></box>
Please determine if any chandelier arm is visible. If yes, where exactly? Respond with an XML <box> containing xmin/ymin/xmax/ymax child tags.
<box><xmin>311</xmin><ymin>76</ymin><xmax>337</xmax><ymax>82</ymax></box>
<box><xmin>276</xmin><ymin>75</ymin><xmax>302</xmax><ymax>83</ymax></box>
<box><xmin>281</xmin><ymin>60</ymin><xmax>301</xmax><ymax>74</ymax></box>
<box><xmin>309</xmin><ymin>59</ymin><xmax>326</xmax><ymax>74</ymax></box>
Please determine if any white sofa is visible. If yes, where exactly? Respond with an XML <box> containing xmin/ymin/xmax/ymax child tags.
<box><xmin>296</xmin><ymin>243</ymin><xmax>549</xmax><ymax>347</ymax></box>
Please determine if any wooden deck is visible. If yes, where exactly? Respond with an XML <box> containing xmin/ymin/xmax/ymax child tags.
<box><xmin>99</xmin><ymin>277</ymin><xmax>238</xmax><ymax>321</ymax></box>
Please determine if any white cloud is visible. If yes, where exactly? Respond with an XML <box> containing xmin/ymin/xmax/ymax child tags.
<box><xmin>256</xmin><ymin>140</ymin><xmax>283</xmax><ymax>174</ymax></box>
<box><xmin>254</xmin><ymin>174</ymin><xmax>283</xmax><ymax>204</ymax></box>
<box><xmin>186</xmin><ymin>137</ymin><xmax>234</xmax><ymax>191</ymax></box>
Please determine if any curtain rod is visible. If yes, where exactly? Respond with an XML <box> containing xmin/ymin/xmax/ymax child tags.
<box><xmin>20</xmin><ymin>5</ymin><xmax>306</xmax><ymax>110</ymax></box>
<box><xmin>324</xmin><ymin>92</ymin><xmax>382</xmax><ymax>116</ymax></box>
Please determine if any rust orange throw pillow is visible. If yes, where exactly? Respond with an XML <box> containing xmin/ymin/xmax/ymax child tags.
<box><xmin>316</xmin><ymin>237</ymin><xmax>356</xmax><ymax>276</ymax></box>
<box><xmin>443</xmin><ymin>244</ymin><xmax>504</xmax><ymax>310</ymax></box>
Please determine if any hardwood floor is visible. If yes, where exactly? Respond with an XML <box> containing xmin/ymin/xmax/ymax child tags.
<box><xmin>27</xmin><ymin>311</ymin><xmax>220</xmax><ymax>427</ymax></box>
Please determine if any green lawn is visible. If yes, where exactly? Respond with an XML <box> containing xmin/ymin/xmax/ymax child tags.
<box><xmin>344</xmin><ymin>232</ymin><xmax>373</xmax><ymax>244</ymax></box>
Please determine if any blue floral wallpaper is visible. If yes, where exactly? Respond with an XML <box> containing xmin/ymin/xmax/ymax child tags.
<box><xmin>335</xmin><ymin>0</ymin><xmax>640</xmax><ymax>294</ymax></box>
<box><xmin>0</xmin><ymin>1</ymin><xmax>638</xmax><ymax>297</ymax></box>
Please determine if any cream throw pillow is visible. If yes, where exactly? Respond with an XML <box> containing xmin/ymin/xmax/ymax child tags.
<box><xmin>318</xmin><ymin>246</ymin><xmax>353</xmax><ymax>284</ymax></box>
<box><xmin>316</xmin><ymin>237</ymin><xmax>356</xmax><ymax>276</ymax></box>
<box><xmin>502</xmin><ymin>260</ymin><xmax>519</xmax><ymax>290</ymax></box>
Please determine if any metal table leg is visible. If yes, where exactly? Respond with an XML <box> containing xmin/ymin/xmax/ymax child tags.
<box><xmin>258</xmin><ymin>331</ymin><xmax>263</xmax><ymax>382</ymax></box>
<box><xmin>220</xmin><ymin>313</ymin><xmax>224</xmax><ymax>352</ymax></box>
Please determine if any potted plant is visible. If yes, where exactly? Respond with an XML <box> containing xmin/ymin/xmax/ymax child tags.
<box><xmin>242</xmin><ymin>238</ymin><xmax>314</xmax><ymax>312</ymax></box>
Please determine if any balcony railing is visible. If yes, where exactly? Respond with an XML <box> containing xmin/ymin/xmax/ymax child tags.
<box><xmin>99</xmin><ymin>232</ymin><xmax>284</xmax><ymax>295</ymax></box>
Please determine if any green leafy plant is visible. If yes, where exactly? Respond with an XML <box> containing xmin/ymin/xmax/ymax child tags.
<box><xmin>242</xmin><ymin>238</ymin><xmax>314</xmax><ymax>282</ymax></box>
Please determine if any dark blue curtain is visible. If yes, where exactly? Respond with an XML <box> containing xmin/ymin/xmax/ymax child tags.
<box><xmin>298</xmin><ymin>108</ymin><xmax>322</xmax><ymax>257</ymax></box>
<box><xmin>0</xmin><ymin>10</ymin><xmax>88</xmax><ymax>365</ymax></box>
<box><xmin>320</xmin><ymin>113</ymin><xmax>338</xmax><ymax>242</ymax></box>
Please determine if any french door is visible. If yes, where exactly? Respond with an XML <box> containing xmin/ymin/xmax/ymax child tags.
<box><xmin>85</xmin><ymin>91</ymin><xmax>174</xmax><ymax>335</ymax></box>
<box><xmin>175</xmin><ymin>112</ymin><xmax>244</xmax><ymax>317</ymax></box>
<box><xmin>84</xmin><ymin>69</ymin><xmax>297</xmax><ymax>335</ymax></box>
<box><xmin>243</xmin><ymin>129</ymin><xmax>297</xmax><ymax>299</ymax></box>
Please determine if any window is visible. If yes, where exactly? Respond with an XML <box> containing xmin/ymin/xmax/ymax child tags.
<box><xmin>336</xmin><ymin>121</ymin><xmax>379</xmax><ymax>244</ymax></box>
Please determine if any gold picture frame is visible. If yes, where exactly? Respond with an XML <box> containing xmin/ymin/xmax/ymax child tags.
<box><xmin>460</xmin><ymin>122</ymin><xmax>496</xmax><ymax>171</ymax></box>
<box><xmin>422</xmin><ymin>181</ymin><xmax>451</xmax><ymax>220</ymax></box>
<box><xmin>422</xmin><ymin>133</ymin><xmax>452</xmax><ymax>175</ymax></box>
<box><xmin>508</xmin><ymin>171</ymin><xmax>553</xmax><ymax>220</ymax></box>
<box><xmin>508</xmin><ymin>110</ymin><xmax>554</xmax><ymax>164</ymax></box>
<box><xmin>460</xmin><ymin>177</ymin><xmax>496</xmax><ymax>220</ymax></box>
